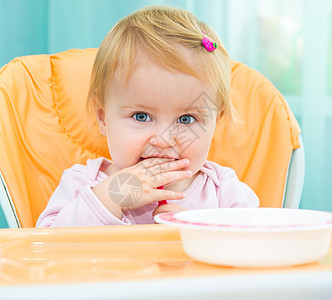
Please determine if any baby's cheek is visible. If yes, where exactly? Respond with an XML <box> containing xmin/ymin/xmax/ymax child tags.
<box><xmin>185</xmin><ymin>149</ymin><xmax>207</xmax><ymax>174</ymax></box>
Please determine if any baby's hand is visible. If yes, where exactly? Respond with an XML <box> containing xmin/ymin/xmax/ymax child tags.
<box><xmin>152</xmin><ymin>203</ymin><xmax>187</xmax><ymax>218</ymax></box>
<box><xmin>92</xmin><ymin>158</ymin><xmax>191</xmax><ymax>218</ymax></box>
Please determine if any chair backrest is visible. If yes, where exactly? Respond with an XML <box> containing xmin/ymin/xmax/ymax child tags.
<box><xmin>0</xmin><ymin>48</ymin><xmax>301</xmax><ymax>228</ymax></box>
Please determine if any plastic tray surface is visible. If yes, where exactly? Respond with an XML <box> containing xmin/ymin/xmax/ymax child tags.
<box><xmin>0</xmin><ymin>225</ymin><xmax>331</xmax><ymax>285</ymax></box>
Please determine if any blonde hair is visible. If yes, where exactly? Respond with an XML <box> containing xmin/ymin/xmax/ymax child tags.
<box><xmin>88</xmin><ymin>5</ymin><xmax>234</xmax><ymax>122</ymax></box>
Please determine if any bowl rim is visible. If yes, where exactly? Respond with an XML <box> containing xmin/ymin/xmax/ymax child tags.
<box><xmin>154</xmin><ymin>208</ymin><xmax>332</xmax><ymax>232</ymax></box>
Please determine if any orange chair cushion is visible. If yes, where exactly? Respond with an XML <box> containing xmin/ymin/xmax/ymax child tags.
<box><xmin>0</xmin><ymin>49</ymin><xmax>300</xmax><ymax>227</ymax></box>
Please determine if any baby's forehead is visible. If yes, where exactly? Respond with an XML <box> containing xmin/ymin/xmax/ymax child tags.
<box><xmin>109</xmin><ymin>62</ymin><xmax>214</xmax><ymax>100</ymax></box>
<box><xmin>110</xmin><ymin>51</ymin><xmax>208</xmax><ymax>88</ymax></box>
<box><xmin>110</xmin><ymin>45</ymin><xmax>204</xmax><ymax>84</ymax></box>
<box><xmin>103</xmin><ymin>48</ymin><xmax>218</xmax><ymax>112</ymax></box>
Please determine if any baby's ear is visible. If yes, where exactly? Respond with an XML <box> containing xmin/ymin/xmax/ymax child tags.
<box><xmin>94</xmin><ymin>100</ymin><xmax>107</xmax><ymax>137</ymax></box>
<box><xmin>216</xmin><ymin>111</ymin><xmax>222</xmax><ymax>124</ymax></box>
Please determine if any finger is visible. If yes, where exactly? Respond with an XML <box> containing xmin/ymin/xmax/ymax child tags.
<box><xmin>152</xmin><ymin>204</ymin><xmax>187</xmax><ymax>217</ymax></box>
<box><xmin>151</xmin><ymin>170</ymin><xmax>192</xmax><ymax>188</ymax></box>
<box><xmin>151</xmin><ymin>189</ymin><xmax>185</xmax><ymax>203</ymax></box>
<box><xmin>147</xmin><ymin>158</ymin><xmax>190</xmax><ymax>176</ymax></box>
<box><xmin>137</xmin><ymin>157</ymin><xmax>175</xmax><ymax>169</ymax></box>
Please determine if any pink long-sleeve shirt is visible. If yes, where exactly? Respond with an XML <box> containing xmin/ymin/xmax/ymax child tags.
<box><xmin>36</xmin><ymin>158</ymin><xmax>259</xmax><ymax>227</ymax></box>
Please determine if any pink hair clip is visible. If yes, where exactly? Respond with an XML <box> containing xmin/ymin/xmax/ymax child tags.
<box><xmin>202</xmin><ymin>33</ymin><xmax>217</xmax><ymax>52</ymax></box>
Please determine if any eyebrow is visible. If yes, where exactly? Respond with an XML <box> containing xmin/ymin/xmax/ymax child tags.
<box><xmin>120</xmin><ymin>103</ymin><xmax>210</xmax><ymax>115</ymax></box>
<box><xmin>120</xmin><ymin>104</ymin><xmax>153</xmax><ymax>110</ymax></box>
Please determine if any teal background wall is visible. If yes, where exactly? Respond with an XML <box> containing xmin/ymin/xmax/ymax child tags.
<box><xmin>0</xmin><ymin>0</ymin><xmax>331</xmax><ymax>227</ymax></box>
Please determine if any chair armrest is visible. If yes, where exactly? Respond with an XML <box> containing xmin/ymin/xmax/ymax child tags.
<box><xmin>282</xmin><ymin>134</ymin><xmax>305</xmax><ymax>208</ymax></box>
<box><xmin>0</xmin><ymin>171</ymin><xmax>20</xmax><ymax>228</ymax></box>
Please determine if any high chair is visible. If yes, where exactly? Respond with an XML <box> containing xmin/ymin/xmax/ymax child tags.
<box><xmin>0</xmin><ymin>48</ymin><xmax>304</xmax><ymax>228</ymax></box>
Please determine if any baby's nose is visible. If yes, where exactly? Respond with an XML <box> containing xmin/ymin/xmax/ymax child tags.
<box><xmin>149</xmin><ymin>131</ymin><xmax>176</xmax><ymax>148</ymax></box>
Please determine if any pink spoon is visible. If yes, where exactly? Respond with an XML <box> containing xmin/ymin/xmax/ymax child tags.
<box><xmin>157</xmin><ymin>186</ymin><xmax>167</xmax><ymax>206</ymax></box>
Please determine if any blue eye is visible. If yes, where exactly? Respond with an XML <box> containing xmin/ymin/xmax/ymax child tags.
<box><xmin>133</xmin><ymin>113</ymin><xmax>151</xmax><ymax>122</ymax></box>
<box><xmin>178</xmin><ymin>115</ymin><xmax>196</xmax><ymax>124</ymax></box>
